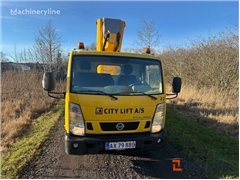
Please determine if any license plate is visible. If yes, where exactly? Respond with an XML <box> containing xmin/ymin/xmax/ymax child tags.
<box><xmin>105</xmin><ymin>141</ymin><xmax>136</xmax><ymax>150</ymax></box>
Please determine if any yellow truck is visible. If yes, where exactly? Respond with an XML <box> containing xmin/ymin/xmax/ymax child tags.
<box><xmin>42</xmin><ymin>18</ymin><xmax>181</xmax><ymax>155</ymax></box>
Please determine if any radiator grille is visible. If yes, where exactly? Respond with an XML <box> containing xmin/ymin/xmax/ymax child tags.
<box><xmin>100</xmin><ymin>122</ymin><xmax>139</xmax><ymax>131</ymax></box>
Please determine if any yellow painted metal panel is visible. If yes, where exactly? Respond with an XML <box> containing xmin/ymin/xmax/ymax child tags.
<box><xmin>65</xmin><ymin>93</ymin><xmax>166</xmax><ymax>134</ymax></box>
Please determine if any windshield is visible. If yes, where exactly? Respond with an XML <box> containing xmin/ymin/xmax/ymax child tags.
<box><xmin>71</xmin><ymin>55</ymin><xmax>163</xmax><ymax>95</ymax></box>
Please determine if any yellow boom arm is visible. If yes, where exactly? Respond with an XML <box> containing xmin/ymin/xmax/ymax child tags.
<box><xmin>96</xmin><ymin>18</ymin><xmax>125</xmax><ymax>52</ymax></box>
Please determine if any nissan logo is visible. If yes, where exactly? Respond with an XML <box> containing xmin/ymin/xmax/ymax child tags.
<box><xmin>116</xmin><ymin>123</ymin><xmax>125</xmax><ymax>131</ymax></box>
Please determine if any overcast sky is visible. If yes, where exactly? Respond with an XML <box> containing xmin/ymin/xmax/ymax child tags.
<box><xmin>1</xmin><ymin>0</ymin><xmax>239</xmax><ymax>60</ymax></box>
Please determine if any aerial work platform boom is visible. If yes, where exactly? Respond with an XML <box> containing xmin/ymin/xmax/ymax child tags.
<box><xmin>96</xmin><ymin>18</ymin><xmax>125</xmax><ymax>52</ymax></box>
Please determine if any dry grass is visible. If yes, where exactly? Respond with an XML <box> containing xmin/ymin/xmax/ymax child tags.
<box><xmin>167</xmin><ymin>84</ymin><xmax>239</xmax><ymax>139</ymax></box>
<box><xmin>1</xmin><ymin>70</ymin><xmax>65</xmax><ymax>152</ymax></box>
<box><xmin>161</xmin><ymin>27</ymin><xmax>239</xmax><ymax>140</ymax></box>
<box><xmin>161</xmin><ymin>26</ymin><xmax>238</xmax><ymax>96</ymax></box>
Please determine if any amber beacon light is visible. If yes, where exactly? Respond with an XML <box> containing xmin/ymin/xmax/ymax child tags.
<box><xmin>144</xmin><ymin>47</ymin><xmax>151</xmax><ymax>54</ymax></box>
<box><xmin>78</xmin><ymin>42</ymin><xmax>85</xmax><ymax>49</ymax></box>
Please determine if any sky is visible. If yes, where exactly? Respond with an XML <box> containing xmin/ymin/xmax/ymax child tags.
<box><xmin>0</xmin><ymin>0</ymin><xmax>239</xmax><ymax>60</ymax></box>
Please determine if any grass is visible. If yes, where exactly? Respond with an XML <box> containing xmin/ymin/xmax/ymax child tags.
<box><xmin>1</xmin><ymin>70</ymin><xmax>65</xmax><ymax>152</ymax></box>
<box><xmin>1</xmin><ymin>101</ymin><xmax>64</xmax><ymax>179</ymax></box>
<box><xmin>1</xmin><ymin>103</ymin><xmax>237</xmax><ymax>179</ymax></box>
<box><xmin>166</xmin><ymin>107</ymin><xmax>239</xmax><ymax>178</ymax></box>
<box><xmin>167</xmin><ymin>84</ymin><xmax>238</xmax><ymax>140</ymax></box>
<box><xmin>0</xmin><ymin>70</ymin><xmax>238</xmax><ymax>179</ymax></box>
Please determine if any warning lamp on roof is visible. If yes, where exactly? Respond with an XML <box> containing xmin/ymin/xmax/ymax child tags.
<box><xmin>78</xmin><ymin>42</ymin><xmax>85</xmax><ymax>49</ymax></box>
<box><xmin>144</xmin><ymin>47</ymin><xmax>151</xmax><ymax>54</ymax></box>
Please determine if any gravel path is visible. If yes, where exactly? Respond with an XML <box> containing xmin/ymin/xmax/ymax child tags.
<box><xmin>20</xmin><ymin>118</ymin><xmax>210</xmax><ymax>179</ymax></box>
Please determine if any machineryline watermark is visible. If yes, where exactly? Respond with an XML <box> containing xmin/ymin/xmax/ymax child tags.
<box><xmin>10</xmin><ymin>8</ymin><xmax>60</xmax><ymax>16</ymax></box>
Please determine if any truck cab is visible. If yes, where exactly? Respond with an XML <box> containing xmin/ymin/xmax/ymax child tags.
<box><xmin>42</xmin><ymin>18</ymin><xmax>181</xmax><ymax>155</ymax></box>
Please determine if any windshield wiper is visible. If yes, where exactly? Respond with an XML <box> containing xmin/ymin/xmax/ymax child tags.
<box><xmin>77</xmin><ymin>89</ymin><xmax>118</xmax><ymax>100</ymax></box>
<box><xmin>131</xmin><ymin>92</ymin><xmax>157</xmax><ymax>100</ymax></box>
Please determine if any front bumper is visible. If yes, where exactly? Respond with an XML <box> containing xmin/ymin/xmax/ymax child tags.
<box><xmin>65</xmin><ymin>129</ymin><xmax>167</xmax><ymax>155</ymax></box>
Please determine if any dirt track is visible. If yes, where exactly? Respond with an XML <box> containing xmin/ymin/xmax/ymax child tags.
<box><xmin>20</xmin><ymin>118</ymin><xmax>210</xmax><ymax>179</ymax></box>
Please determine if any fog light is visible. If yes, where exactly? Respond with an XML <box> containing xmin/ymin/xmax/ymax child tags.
<box><xmin>157</xmin><ymin>139</ymin><xmax>161</xmax><ymax>144</ymax></box>
<box><xmin>73</xmin><ymin>143</ymin><xmax>79</xmax><ymax>148</ymax></box>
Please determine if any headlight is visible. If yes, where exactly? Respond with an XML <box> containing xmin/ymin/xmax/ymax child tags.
<box><xmin>151</xmin><ymin>103</ymin><xmax>164</xmax><ymax>133</ymax></box>
<box><xmin>69</xmin><ymin>103</ymin><xmax>85</xmax><ymax>136</ymax></box>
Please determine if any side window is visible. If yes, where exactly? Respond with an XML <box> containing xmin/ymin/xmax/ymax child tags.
<box><xmin>145</xmin><ymin>65</ymin><xmax>161</xmax><ymax>89</ymax></box>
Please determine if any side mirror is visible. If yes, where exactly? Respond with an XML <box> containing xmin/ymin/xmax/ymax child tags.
<box><xmin>42</xmin><ymin>72</ymin><xmax>55</xmax><ymax>91</ymax></box>
<box><xmin>172</xmin><ymin>76</ymin><xmax>181</xmax><ymax>93</ymax></box>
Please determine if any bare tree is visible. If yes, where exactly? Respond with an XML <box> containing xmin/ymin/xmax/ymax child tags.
<box><xmin>85</xmin><ymin>43</ymin><xmax>96</xmax><ymax>50</ymax></box>
<box><xmin>7</xmin><ymin>43</ymin><xmax>31</xmax><ymax>63</ymax></box>
<box><xmin>134</xmin><ymin>17</ymin><xmax>161</xmax><ymax>52</ymax></box>
<box><xmin>0</xmin><ymin>52</ymin><xmax>9</xmax><ymax>62</ymax></box>
<box><xmin>161</xmin><ymin>25</ymin><xmax>238</xmax><ymax>99</ymax></box>
<box><xmin>7</xmin><ymin>43</ymin><xmax>21</xmax><ymax>63</ymax></box>
<box><xmin>30</xmin><ymin>20</ymin><xmax>62</xmax><ymax>71</ymax></box>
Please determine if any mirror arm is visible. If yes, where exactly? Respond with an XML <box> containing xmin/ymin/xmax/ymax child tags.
<box><xmin>166</xmin><ymin>93</ymin><xmax>178</xmax><ymax>100</ymax></box>
<box><xmin>47</xmin><ymin>91</ymin><xmax>66</xmax><ymax>99</ymax></box>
